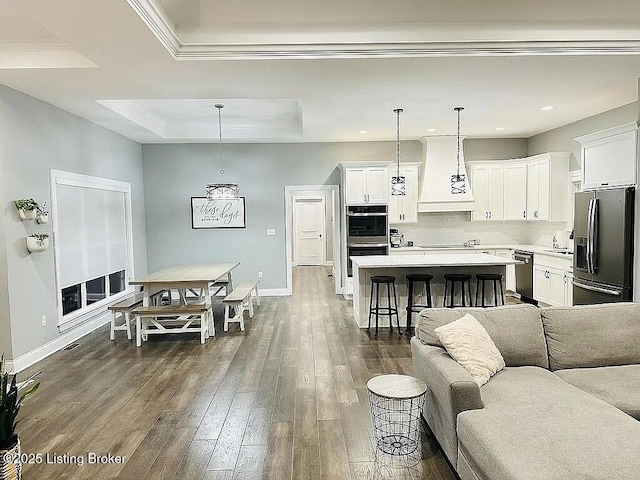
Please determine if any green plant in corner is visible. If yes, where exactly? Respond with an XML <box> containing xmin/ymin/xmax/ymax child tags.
<box><xmin>29</xmin><ymin>233</ymin><xmax>49</xmax><ymax>247</ymax></box>
<box><xmin>0</xmin><ymin>354</ymin><xmax>40</xmax><ymax>451</ymax></box>
<box><xmin>13</xmin><ymin>199</ymin><xmax>39</xmax><ymax>211</ymax></box>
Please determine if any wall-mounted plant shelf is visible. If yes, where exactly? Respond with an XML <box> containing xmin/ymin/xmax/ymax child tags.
<box><xmin>26</xmin><ymin>234</ymin><xmax>49</xmax><ymax>253</ymax></box>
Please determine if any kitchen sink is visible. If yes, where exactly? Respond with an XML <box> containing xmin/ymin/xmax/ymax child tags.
<box><xmin>543</xmin><ymin>249</ymin><xmax>573</xmax><ymax>255</ymax></box>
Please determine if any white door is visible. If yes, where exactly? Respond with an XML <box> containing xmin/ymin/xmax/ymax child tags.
<box><xmin>294</xmin><ymin>198</ymin><xmax>326</xmax><ymax>266</ymax></box>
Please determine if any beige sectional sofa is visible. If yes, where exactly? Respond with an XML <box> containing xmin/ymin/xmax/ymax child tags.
<box><xmin>411</xmin><ymin>303</ymin><xmax>640</xmax><ymax>480</ymax></box>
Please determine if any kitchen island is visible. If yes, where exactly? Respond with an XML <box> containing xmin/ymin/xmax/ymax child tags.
<box><xmin>351</xmin><ymin>253</ymin><xmax>520</xmax><ymax>328</ymax></box>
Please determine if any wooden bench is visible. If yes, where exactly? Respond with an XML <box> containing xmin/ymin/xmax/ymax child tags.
<box><xmin>107</xmin><ymin>290</ymin><xmax>169</xmax><ymax>341</ymax></box>
<box><xmin>133</xmin><ymin>304</ymin><xmax>211</xmax><ymax>347</ymax></box>
<box><xmin>223</xmin><ymin>280</ymin><xmax>260</xmax><ymax>332</ymax></box>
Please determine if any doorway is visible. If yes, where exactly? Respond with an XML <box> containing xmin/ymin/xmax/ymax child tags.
<box><xmin>293</xmin><ymin>197</ymin><xmax>326</xmax><ymax>266</ymax></box>
<box><xmin>285</xmin><ymin>185</ymin><xmax>341</xmax><ymax>295</ymax></box>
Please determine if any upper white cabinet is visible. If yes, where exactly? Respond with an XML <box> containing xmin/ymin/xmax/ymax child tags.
<box><xmin>470</xmin><ymin>152</ymin><xmax>568</xmax><ymax>222</ymax></box>
<box><xmin>503</xmin><ymin>163</ymin><xmax>528</xmax><ymax>220</ymax></box>
<box><xmin>526</xmin><ymin>152</ymin><xmax>569</xmax><ymax>222</ymax></box>
<box><xmin>575</xmin><ymin>122</ymin><xmax>638</xmax><ymax>191</ymax></box>
<box><xmin>470</xmin><ymin>164</ymin><xmax>504</xmax><ymax>221</ymax></box>
<box><xmin>342</xmin><ymin>164</ymin><xmax>390</xmax><ymax>205</ymax></box>
<box><xmin>388</xmin><ymin>164</ymin><xmax>420</xmax><ymax>224</ymax></box>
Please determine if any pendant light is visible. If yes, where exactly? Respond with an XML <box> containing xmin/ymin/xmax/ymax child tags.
<box><xmin>451</xmin><ymin>106</ymin><xmax>466</xmax><ymax>195</ymax></box>
<box><xmin>391</xmin><ymin>107</ymin><xmax>406</xmax><ymax>196</ymax></box>
<box><xmin>206</xmin><ymin>104</ymin><xmax>239</xmax><ymax>200</ymax></box>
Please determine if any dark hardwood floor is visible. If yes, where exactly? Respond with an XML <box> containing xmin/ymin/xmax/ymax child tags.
<box><xmin>18</xmin><ymin>266</ymin><xmax>457</xmax><ymax>479</ymax></box>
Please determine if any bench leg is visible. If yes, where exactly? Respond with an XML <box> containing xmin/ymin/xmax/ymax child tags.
<box><xmin>255</xmin><ymin>287</ymin><xmax>260</xmax><ymax>307</ymax></box>
<box><xmin>208</xmin><ymin>308</ymin><xmax>215</xmax><ymax>337</ymax></box>
<box><xmin>224</xmin><ymin>304</ymin><xmax>230</xmax><ymax>332</ymax></box>
<box><xmin>136</xmin><ymin>315</ymin><xmax>142</xmax><ymax>347</ymax></box>
<box><xmin>248</xmin><ymin>296</ymin><xmax>254</xmax><ymax>319</ymax></box>
<box><xmin>201</xmin><ymin>312</ymin><xmax>207</xmax><ymax>344</ymax></box>
<box><xmin>239</xmin><ymin>303</ymin><xmax>245</xmax><ymax>331</ymax></box>
<box><xmin>125</xmin><ymin>311</ymin><xmax>132</xmax><ymax>341</ymax></box>
<box><xmin>110</xmin><ymin>311</ymin><xmax>116</xmax><ymax>341</ymax></box>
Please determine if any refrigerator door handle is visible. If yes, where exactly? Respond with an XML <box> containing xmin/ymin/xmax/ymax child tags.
<box><xmin>573</xmin><ymin>279</ymin><xmax>621</xmax><ymax>296</ymax></box>
<box><xmin>589</xmin><ymin>198</ymin><xmax>598</xmax><ymax>274</ymax></box>
<box><xmin>585</xmin><ymin>199</ymin><xmax>593</xmax><ymax>274</ymax></box>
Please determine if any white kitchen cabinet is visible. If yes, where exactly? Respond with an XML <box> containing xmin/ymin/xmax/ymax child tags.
<box><xmin>575</xmin><ymin>122</ymin><xmax>637</xmax><ymax>190</ymax></box>
<box><xmin>470</xmin><ymin>163</ymin><xmax>504</xmax><ymax>221</ymax></box>
<box><xmin>343</xmin><ymin>165</ymin><xmax>390</xmax><ymax>205</ymax></box>
<box><xmin>388</xmin><ymin>164</ymin><xmax>420</xmax><ymax>224</ymax></box>
<box><xmin>503</xmin><ymin>163</ymin><xmax>528</xmax><ymax>220</ymax></box>
<box><xmin>526</xmin><ymin>153</ymin><xmax>569</xmax><ymax>222</ymax></box>
<box><xmin>534</xmin><ymin>254</ymin><xmax>573</xmax><ymax>306</ymax></box>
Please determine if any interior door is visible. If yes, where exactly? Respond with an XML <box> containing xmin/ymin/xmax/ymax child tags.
<box><xmin>294</xmin><ymin>198</ymin><xmax>326</xmax><ymax>266</ymax></box>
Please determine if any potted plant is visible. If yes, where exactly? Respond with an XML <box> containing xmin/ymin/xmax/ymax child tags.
<box><xmin>26</xmin><ymin>233</ymin><xmax>49</xmax><ymax>253</ymax></box>
<box><xmin>14</xmin><ymin>199</ymin><xmax>39</xmax><ymax>221</ymax></box>
<box><xmin>35</xmin><ymin>202</ymin><xmax>49</xmax><ymax>225</ymax></box>
<box><xmin>0</xmin><ymin>354</ymin><xmax>40</xmax><ymax>480</ymax></box>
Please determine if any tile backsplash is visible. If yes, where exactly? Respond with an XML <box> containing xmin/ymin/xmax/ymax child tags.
<box><xmin>398</xmin><ymin>212</ymin><xmax>569</xmax><ymax>248</ymax></box>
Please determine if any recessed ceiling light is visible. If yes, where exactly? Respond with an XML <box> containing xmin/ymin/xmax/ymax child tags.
<box><xmin>541</xmin><ymin>105</ymin><xmax>555</xmax><ymax>111</ymax></box>
<box><xmin>426</xmin><ymin>128</ymin><xmax>437</xmax><ymax>133</ymax></box>
<box><xmin>495</xmin><ymin>127</ymin><xmax>505</xmax><ymax>131</ymax></box>
<box><xmin>358</xmin><ymin>130</ymin><xmax>368</xmax><ymax>134</ymax></box>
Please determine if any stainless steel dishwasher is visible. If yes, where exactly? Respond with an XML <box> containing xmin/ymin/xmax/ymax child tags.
<box><xmin>513</xmin><ymin>250</ymin><xmax>537</xmax><ymax>305</ymax></box>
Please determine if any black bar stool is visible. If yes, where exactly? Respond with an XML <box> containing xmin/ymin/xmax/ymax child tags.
<box><xmin>367</xmin><ymin>276</ymin><xmax>400</xmax><ymax>336</ymax></box>
<box><xmin>405</xmin><ymin>274</ymin><xmax>433</xmax><ymax>334</ymax></box>
<box><xmin>475</xmin><ymin>273</ymin><xmax>505</xmax><ymax>307</ymax></box>
<box><xmin>443</xmin><ymin>274</ymin><xmax>473</xmax><ymax>308</ymax></box>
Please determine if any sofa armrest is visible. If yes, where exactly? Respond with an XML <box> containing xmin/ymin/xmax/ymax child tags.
<box><xmin>411</xmin><ymin>336</ymin><xmax>483</xmax><ymax>467</ymax></box>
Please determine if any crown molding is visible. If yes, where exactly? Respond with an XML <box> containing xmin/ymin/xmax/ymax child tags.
<box><xmin>128</xmin><ymin>0</ymin><xmax>640</xmax><ymax>60</ymax></box>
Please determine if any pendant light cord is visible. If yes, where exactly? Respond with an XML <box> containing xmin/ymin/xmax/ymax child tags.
<box><xmin>216</xmin><ymin>104</ymin><xmax>225</xmax><ymax>181</ymax></box>
<box><xmin>394</xmin><ymin>108</ymin><xmax>403</xmax><ymax>177</ymax></box>
<box><xmin>455</xmin><ymin>106</ymin><xmax>464</xmax><ymax>178</ymax></box>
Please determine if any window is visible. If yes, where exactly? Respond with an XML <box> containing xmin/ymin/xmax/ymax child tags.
<box><xmin>51</xmin><ymin>170</ymin><xmax>134</xmax><ymax>331</ymax></box>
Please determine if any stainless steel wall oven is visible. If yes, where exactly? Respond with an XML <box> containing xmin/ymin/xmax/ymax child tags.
<box><xmin>346</xmin><ymin>205</ymin><xmax>388</xmax><ymax>277</ymax></box>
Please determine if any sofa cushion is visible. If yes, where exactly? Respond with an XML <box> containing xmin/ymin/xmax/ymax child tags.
<box><xmin>434</xmin><ymin>313</ymin><xmax>505</xmax><ymax>386</ymax></box>
<box><xmin>541</xmin><ymin>303</ymin><xmax>640</xmax><ymax>371</ymax></box>
<box><xmin>457</xmin><ymin>366</ymin><xmax>640</xmax><ymax>480</ymax></box>
<box><xmin>555</xmin><ymin>365</ymin><xmax>640</xmax><ymax>420</ymax></box>
<box><xmin>417</xmin><ymin>304</ymin><xmax>548</xmax><ymax>368</ymax></box>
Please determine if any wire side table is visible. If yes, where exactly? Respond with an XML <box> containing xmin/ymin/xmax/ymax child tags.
<box><xmin>367</xmin><ymin>374</ymin><xmax>428</xmax><ymax>470</ymax></box>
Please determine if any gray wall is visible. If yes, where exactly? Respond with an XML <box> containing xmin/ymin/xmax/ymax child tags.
<box><xmin>0</xmin><ymin>85</ymin><xmax>147</xmax><ymax>360</ymax></box>
<box><xmin>464</xmin><ymin>138</ymin><xmax>528</xmax><ymax>161</ymax></box>
<box><xmin>142</xmin><ymin>141</ymin><xmax>423</xmax><ymax>289</ymax></box>
<box><xmin>528</xmin><ymin>102</ymin><xmax>638</xmax><ymax>170</ymax></box>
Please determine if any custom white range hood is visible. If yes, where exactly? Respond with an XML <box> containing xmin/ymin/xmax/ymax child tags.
<box><xmin>417</xmin><ymin>136</ymin><xmax>475</xmax><ymax>213</ymax></box>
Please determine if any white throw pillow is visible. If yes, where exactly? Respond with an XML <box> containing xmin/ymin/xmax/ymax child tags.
<box><xmin>434</xmin><ymin>313</ymin><xmax>505</xmax><ymax>386</ymax></box>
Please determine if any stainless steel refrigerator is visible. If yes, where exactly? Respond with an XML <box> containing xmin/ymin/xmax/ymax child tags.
<box><xmin>573</xmin><ymin>187</ymin><xmax>634</xmax><ymax>304</ymax></box>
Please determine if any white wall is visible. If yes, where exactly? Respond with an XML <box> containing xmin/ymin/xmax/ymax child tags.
<box><xmin>0</xmin><ymin>85</ymin><xmax>147</xmax><ymax>361</ymax></box>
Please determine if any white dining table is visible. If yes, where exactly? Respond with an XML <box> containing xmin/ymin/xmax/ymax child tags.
<box><xmin>130</xmin><ymin>262</ymin><xmax>240</xmax><ymax>334</ymax></box>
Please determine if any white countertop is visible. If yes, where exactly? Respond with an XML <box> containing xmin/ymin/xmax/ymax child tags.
<box><xmin>351</xmin><ymin>253</ymin><xmax>519</xmax><ymax>268</ymax></box>
<box><xmin>391</xmin><ymin>244</ymin><xmax>573</xmax><ymax>260</ymax></box>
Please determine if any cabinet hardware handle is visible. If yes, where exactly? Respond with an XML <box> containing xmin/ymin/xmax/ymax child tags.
<box><xmin>489</xmin><ymin>211</ymin><xmax>492</xmax><ymax>219</ymax></box>
<box><xmin>523</xmin><ymin>210</ymin><xmax>526</xmax><ymax>218</ymax></box>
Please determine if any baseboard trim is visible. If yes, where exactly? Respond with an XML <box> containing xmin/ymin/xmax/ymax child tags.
<box><xmin>7</xmin><ymin>312</ymin><xmax>110</xmax><ymax>373</ymax></box>
<box><xmin>259</xmin><ymin>288</ymin><xmax>291</xmax><ymax>297</ymax></box>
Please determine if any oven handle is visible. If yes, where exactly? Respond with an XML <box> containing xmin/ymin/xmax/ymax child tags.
<box><xmin>512</xmin><ymin>254</ymin><xmax>531</xmax><ymax>263</ymax></box>
<box><xmin>346</xmin><ymin>212</ymin><xmax>388</xmax><ymax>217</ymax></box>
<box><xmin>347</xmin><ymin>243</ymin><xmax>389</xmax><ymax>248</ymax></box>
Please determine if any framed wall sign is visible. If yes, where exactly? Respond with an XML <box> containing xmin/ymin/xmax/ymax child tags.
<box><xmin>191</xmin><ymin>197</ymin><xmax>246</xmax><ymax>229</ymax></box>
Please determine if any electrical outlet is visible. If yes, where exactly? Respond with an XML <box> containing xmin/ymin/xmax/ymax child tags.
<box><xmin>41</xmin><ymin>315</ymin><xmax>47</xmax><ymax>327</ymax></box>
<box><xmin>258</xmin><ymin>272</ymin><xmax>263</xmax><ymax>279</ymax></box>
<box><xmin>266</xmin><ymin>228</ymin><xmax>276</xmax><ymax>236</ymax></box>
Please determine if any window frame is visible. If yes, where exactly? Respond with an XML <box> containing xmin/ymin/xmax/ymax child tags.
<box><xmin>50</xmin><ymin>170</ymin><xmax>135</xmax><ymax>332</ymax></box>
